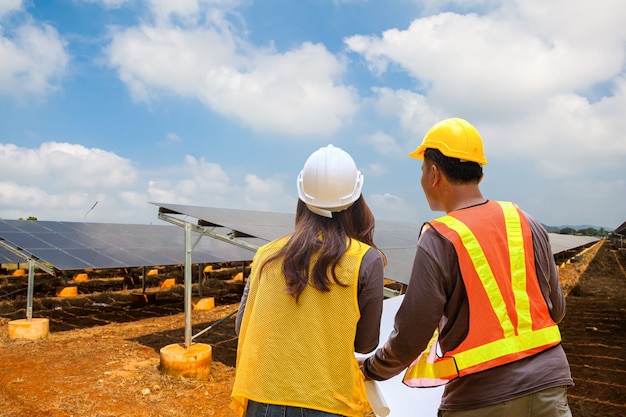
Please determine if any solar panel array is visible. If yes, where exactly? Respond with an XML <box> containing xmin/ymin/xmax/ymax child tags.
<box><xmin>1</xmin><ymin>205</ymin><xmax>600</xmax><ymax>282</ymax></box>
<box><xmin>155</xmin><ymin>202</ymin><xmax>421</xmax><ymax>284</ymax></box>
<box><xmin>0</xmin><ymin>219</ymin><xmax>252</xmax><ymax>272</ymax></box>
<box><xmin>154</xmin><ymin>202</ymin><xmax>601</xmax><ymax>285</ymax></box>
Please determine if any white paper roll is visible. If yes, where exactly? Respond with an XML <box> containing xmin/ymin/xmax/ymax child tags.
<box><xmin>364</xmin><ymin>380</ymin><xmax>390</xmax><ymax>417</ymax></box>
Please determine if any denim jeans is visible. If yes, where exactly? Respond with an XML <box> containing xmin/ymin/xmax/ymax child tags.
<box><xmin>245</xmin><ymin>400</ymin><xmax>345</xmax><ymax>417</ymax></box>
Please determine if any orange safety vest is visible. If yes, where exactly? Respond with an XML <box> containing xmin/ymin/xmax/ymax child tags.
<box><xmin>403</xmin><ymin>201</ymin><xmax>562</xmax><ymax>387</ymax></box>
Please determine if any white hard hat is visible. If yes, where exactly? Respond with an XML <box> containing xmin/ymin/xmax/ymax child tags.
<box><xmin>297</xmin><ymin>144</ymin><xmax>363</xmax><ymax>218</ymax></box>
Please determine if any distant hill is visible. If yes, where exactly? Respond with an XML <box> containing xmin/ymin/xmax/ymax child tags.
<box><xmin>542</xmin><ymin>224</ymin><xmax>613</xmax><ymax>233</ymax></box>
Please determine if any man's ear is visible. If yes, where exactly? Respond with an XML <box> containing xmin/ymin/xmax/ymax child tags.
<box><xmin>429</xmin><ymin>163</ymin><xmax>442</xmax><ymax>186</ymax></box>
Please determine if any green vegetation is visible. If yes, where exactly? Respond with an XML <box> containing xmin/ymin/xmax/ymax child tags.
<box><xmin>543</xmin><ymin>224</ymin><xmax>610</xmax><ymax>238</ymax></box>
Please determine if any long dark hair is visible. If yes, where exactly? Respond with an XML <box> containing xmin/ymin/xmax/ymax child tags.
<box><xmin>259</xmin><ymin>196</ymin><xmax>386</xmax><ymax>301</ymax></box>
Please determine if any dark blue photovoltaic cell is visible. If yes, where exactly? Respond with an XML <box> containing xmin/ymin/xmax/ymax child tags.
<box><xmin>0</xmin><ymin>248</ymin><xmax>23</xmax><ymax>264</ymax></box>
<box><xmin>0</xmin><ymin>219</ymin><xmax>253</xmax><ymax>271</ymax></box>
<box><xmin>1</xmin><ymin>232</ymin><xmax>55</xmax><ymax>249</ymax></box>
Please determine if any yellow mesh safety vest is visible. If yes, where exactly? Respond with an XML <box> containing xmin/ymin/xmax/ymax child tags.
<box><xmin>231</xmin><ymin>236</ymin><xmax>372</xmax><ymax>416</ymax></box>
<box><xmin>403</xmin><ymin>201</ymin><xmax>561</xmax><ymax>387</ymax></box>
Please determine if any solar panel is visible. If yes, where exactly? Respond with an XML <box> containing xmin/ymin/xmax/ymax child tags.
<box><xmin>548</xmin><ymin>234</ymin><xmax>600</xmax><ymax>255</ymax></box>
<box><xmin>153</xmin><ymin>202</ymin><xmax>420</xmax><ymax>284</ymax></box>
<box><xmin>0</xmin><ymin>219</ymin><xmax>253</xmax><ymax>272</ymax></box>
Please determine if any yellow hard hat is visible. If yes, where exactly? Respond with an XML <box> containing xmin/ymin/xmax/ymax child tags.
<box><xmin>408</xmin><ymin>118</ymin><xmax>488</xmax><ymax>166</ymax></box>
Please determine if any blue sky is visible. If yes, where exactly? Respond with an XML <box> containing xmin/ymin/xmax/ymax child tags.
<box><xmin>0</xmin><ymin>0</ymin><xmax>624</xmax><ymax>231</ymax></box>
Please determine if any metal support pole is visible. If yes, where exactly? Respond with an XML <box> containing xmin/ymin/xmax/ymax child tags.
<box><xmin>184</xmin><ymin>222</ymin><xmax>193</xmax><ymax>348</ymax></box>
<box><xmin>26</xmin><ymin>259</ymin><xmax>35</xmax><ymax>321</ymax></box>
<box><xmin>198</xmin><ymin>264</ymin><xmax>203</xmax><ymax>298</ymax></box>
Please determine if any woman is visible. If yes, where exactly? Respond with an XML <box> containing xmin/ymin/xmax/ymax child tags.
<box><xmin>231</xmin><ymin>144</ymin><xmax>387</xmax><ymax>417</ymax></box>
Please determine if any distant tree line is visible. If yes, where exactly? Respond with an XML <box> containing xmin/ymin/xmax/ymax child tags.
<box><xmin>543</xmin><ymin>224</ymin><xmax>609</xmax><ymax>238</ymax></box>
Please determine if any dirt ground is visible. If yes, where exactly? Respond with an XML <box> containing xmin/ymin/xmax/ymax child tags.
<box><xmin>0</xmin><ymin>241</ymin><xmax>625</xmax><ymax>417</ymax></box>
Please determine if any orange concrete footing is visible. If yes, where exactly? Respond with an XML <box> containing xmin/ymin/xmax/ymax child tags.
<box><xmin>12</xmin><ymin>269</ymin><xmax>26</xmax><ymax>277</ymax></box>
<box><xmin>159</xmin><ymin>278</ymin><xmax>176</xmax><ymax>289</ymax></box>
<box><xmin>56</xmin><ymin>286</ymin><xmax>78</xmax><ymax>297</ymax></box>
<box><xmin>74</xmin><ymin>273</ymin><xmax>89</xmax><ymax>282</ymax></box>
<box><xmin>159</xmin><ymin>343</ymin><xmax>212</xmax><ymax>379</ymax></box>
<box><xmin>193</xmin><ymin>297</ymin><xmax>215</xmax><ymax>311</ymax></box>
<box><xmin>8</xmin><ymin>318</ymin><xmax>50</xmax><ymax>340</ymax></box>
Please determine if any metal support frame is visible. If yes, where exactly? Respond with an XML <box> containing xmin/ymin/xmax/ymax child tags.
<box><xmin>158</xmin><ymin>212</ymin><xmax>260</xmax><ymax>252</ymax></box>
<box><xmin>184</xmin><ymin>222</ymin><xmax>193</xmax><ymax>347</ymax></box>
<box><xmin>26</xmin><ymin>259</ymin><xmax>35</xmax><ymax>320</ymax></box>
<box><xmin>0</xmin><ymin>240</ymin><xmax>55</xmax><ymax>276</ymax></box>
<box><xmin>158</xmin><ymin>211</ymin><xmax>259</xmax><ymax>348</ymax></box>
<box><xmin>0</xmin><ymin>239</ymin><xmax>56</xmax><ymax>321</ymax></box>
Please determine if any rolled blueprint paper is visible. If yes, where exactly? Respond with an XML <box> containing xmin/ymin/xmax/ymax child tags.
<box><xmin>365</xmin><ymin>380</ymin><xmax>390</xmax><ymax>417</ymax></box>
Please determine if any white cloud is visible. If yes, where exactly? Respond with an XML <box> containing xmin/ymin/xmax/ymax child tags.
<box><xmin>477</xmin><ymin>74</ymin><xmax>626</xmax><ymax>177</ymax></box>
<box><xmin>0</xmin><ymin>141</ymin><xmax>298</xmax><ymax>223</ymax></box>
<box><xmin>0</xmin><ymin>142</ymin><xmax>141</xmax><ymax>221</ymax></box>
<box><xmin>0</xmin><ymin>142</ymin><xmax>137</xmax><ymax>188</ymax></box>
<box><xmin>106</xmin><ymin>12</ymin><xmax>358</xmax><ymax>136</ymax></box>
<box><xmin>0</xmin><ymin>20</ymin><xmax>69</xmax><ymax>97</ymax></box>
<box><xmin>145</xmin><ymin>155</ymin><xmax>294</xmax><ymax>213</ymax></box>
<box><xmin>182</xmin><ymin>155</ymin><xmax>230</xmax><ymax>192</ymax></box>
<box><xmin>367</xmin><ymin>192</ymin><xmax>417</xmax><ymax>223</ymax></box>
<box><xmin>364</xmin><ymin>131</ymin><xmax>402</xmax><ymax>157</ymax></box>
<box><xmin>79</xmin><ymin>0</ymin><xmax>131</xmax><ymax>8</ymax></box>
<box><xmin>344</xmin><ymin>1</ymin><xmax>626</xmax><ymax>217</ymax></box>
<box><xmin>242</xmin><ymin>174</ymin><xmax>295</xmax><ymax>212</ymax></box>
<box><xmin>366</xmin><ymin>162</ymin><xmax>387</xmax><ymax>177</ymax></box>
<box><xmin>0</xmin><ymin>0</ymin><xmax>22</xmax><ymax>18</ymax></box>
<box><xmin>0</xmin><ymin>142</ymin><xmax>137</xmax><ymax>221</ymax></box>
<box><xmin>163</xmin><ymin>132</ymin><xmax>182</xmax><ymax>144</ymax></box>
<box><xmin>148</xmin><ymin>0</ymin><xmax>201</xmax><ymax>24</ymax></box>
<box><xmin>345</xmin><ymin>4</ymin><xmax>626</xmax><ymax>117</ymax></box>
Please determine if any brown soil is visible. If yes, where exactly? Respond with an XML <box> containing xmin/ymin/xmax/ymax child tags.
<box><xmin>557</xmin><ymin>241</ymin><xmax>626</xmax><ymax>416</ymax></box>
<box><xmin>0</xmin><ymin>241</ymin><xmax>625</xmax><ymax>417</ymax></box>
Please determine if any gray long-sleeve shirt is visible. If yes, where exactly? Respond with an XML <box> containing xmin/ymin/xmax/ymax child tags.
<box><xmin>362</xmin><ymin>202</ymin><xmax>573</xmax><ymax>410</ymax></box>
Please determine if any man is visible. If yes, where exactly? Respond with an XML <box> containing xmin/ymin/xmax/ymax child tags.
<box><xmin>360</xmin><ymin>118</ymin><xmax>573</xmax><ymax>416</ymax></box>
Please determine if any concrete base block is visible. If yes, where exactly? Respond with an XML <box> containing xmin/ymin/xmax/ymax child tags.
<box><xmin>159</xmin><ymin>343</ymin><xmax>212</xmax><ymax>379</ymax></box>
<box><xmin>8</xmin><ymin>318</ymin><xmax>50</xmax><ymax>340</ymax></box>
<box><xmin>74</xmin><ymin>273</ymin><xmax>89</xmax><ymax>282</ymax></box>
<box><xmin>56</xmin><ymin>286</ymin><xmax>78</xmax><ymax>297</ymax></box>
<box><xmin>159</xmin><ymin>278</ymin><xmax>176</xmax><ymax>289</ymax></box>
<box><xmin>193</xmin><ymin>297</ymin><xmax>215</xmax><ymax>311</ymax></box>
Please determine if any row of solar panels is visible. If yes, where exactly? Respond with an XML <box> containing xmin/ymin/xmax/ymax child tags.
<box><xmin>0</xmin><ymin>218</ymin><xmax>252</xmax><ymax>271</ymax></box>
<box><xmin>0</xmin><ymin>203</ymin><xmax>600</xmax><ymax>285</ymax></box>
